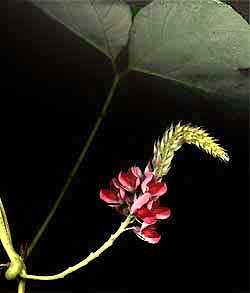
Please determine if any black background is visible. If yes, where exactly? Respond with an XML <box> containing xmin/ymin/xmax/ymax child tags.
<box><xmin>2</xmin><ymin>1</ymin><xmax>249</xmax><ymax>292</ymax></box>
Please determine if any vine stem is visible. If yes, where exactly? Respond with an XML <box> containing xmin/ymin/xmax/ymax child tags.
<box><xmin>0</xmin><ymin>198</ymin><xmax>26</xmax><ymax>281</ymax></box>
<box><xmin>20</xmin><ymin>214</ymin><xmax>134</xmax><ymax>281</ymax></box>
<box><xmin>26</xmin><ymin>69</ymin><xmax>130</xmax><ymax>260</ymax></box>
<box><xmin>0</xmin><ymin>198</ymin><xmax>17</xmax><ymax>261</ymax></box>
<box><xmin>18</xmin><ymin>279</ymin><xmax>26</xmax><ymax>293</ymax></box>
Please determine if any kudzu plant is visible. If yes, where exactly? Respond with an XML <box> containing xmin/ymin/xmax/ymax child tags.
<box><xmin>0</xmin><ymin>122</ymin><xmax>230</xmax><ymax>292</ymax></box>
<box><xmin>2</xmin><ymin>0</ymin><xmax>249</xmax><ymax>292</ymax></box>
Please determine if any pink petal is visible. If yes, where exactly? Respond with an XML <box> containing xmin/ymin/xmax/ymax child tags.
<box><xmin>130</xmin><ymin>193</ymin><xmax>150</xmax><ymax>214</ymax></box>
<box><xmin>155</xmin><ymin>206</ymin><xmax>171</xmax><ymax>220</ymax></box>
<box><xmin>130</xmin><ymin>167</ymin><xmax>143</xmax><ymax>179</ymax></box>
<box><xmin>118</xmin><ymin>171</ymin><xmax>131</xmax><ymax>187</ymax></box>
<box><xmin>119</xmin><ymin>188</ymin><xmax>126</xmax><ymax>201</ymax></box>
<box><xmin>118</xmin><ymin>168</ymin><xmax>141</xmax><ymax>192</ymax></box>
<box><xmin>141</xmin><ymin>230</ymin><xmax>161</xmax><ymax>244</ymax></box>
<box><xmin>110</xmin><ymin>178</ymin><xmax>127</xmax><ymax>201</ymax></box>
<box><xmin>147</xmin><ymin>199</ymin><xmax>154</xmax><ymax>210</ymax></box>
<box><xmin>148</xmin><ymin>182</ymin><xmax>167</xmax><ymax>197</ymax></box>
<box><xmin>99</xmin><ymin>189</ymin><xmax>120</xmax><ymax>204</ymax></box>
<box><xmin>143</xmin><ymin>162</ymin><xmax>153</xmax><ymax>176</ymax></box>
<box><xmin>111</xmin><ymin>178</ymin><xmax>122</xmax><ymax>189</ymax></box>
<box><xmin>136</xmin><ymin>223</ymin><xmax>161</xmax><ymax>244</ymax></box>
<box><xmin>141</xmin><ymin>222</ymin><xmax>159</xmax><ymax>231</ymax></box>
<box><xmin>135</xmin><ymin>207</ymin><xmax>156</xmax><ymax>224</ymax></box>
<box><xmin>141</xmin><ymin>172</ymin><xmax>154</xmax><ymax>193</ymax></box>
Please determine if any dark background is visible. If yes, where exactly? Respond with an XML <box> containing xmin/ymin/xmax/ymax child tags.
<box><xmin>2</xmin><ymin>1</ymin><xmax>249</xmax><ymax>292</ymax></box>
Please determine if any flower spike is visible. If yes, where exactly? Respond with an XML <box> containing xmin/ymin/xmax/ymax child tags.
<box><xmin>100</xmin><ymin>122</ymin><xmax>229</xmax><ymax>245</ymax></box>
<box><xmin>152</xmin><ymin>122</ymin><xmax>230</xmax><ymax>178</ymax></box>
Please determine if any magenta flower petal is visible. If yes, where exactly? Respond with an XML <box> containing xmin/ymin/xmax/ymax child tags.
<box><xmin>119</xmin><ymin>188</ymin><xmax>126</xmax><ymax>201</ymax></box>
<box><xmin>99</xmin><ymin>189</ymin><xmax>120</xmax><ymax>204</ymax></box>
<box><xmin>110</xmin><ymin>178</ymin><xmax>127</xmax><ymax>201</ymax></box>
<box><xmin>155</xmin><ymin>206</ymin><xmax>171</xmax><ymax>220</ymax></box>
<box><xmin>141</xmin><ymin>172</ymin><xmax>154</xmax><ymax>193</ymax></box>
<box><xmin>141</xmin><ymin>230</ymin><xmax>161</xmax><ymax>244</ymax></box>
<box><xmin>147</xmin><ymin>199</ymin><xmax>154</xmax><ymax>210</ymax></box>
<box><xmin>148</xmin><ymin>181</ymin><xmax>167</xmax><ymax>197</ymax></box>
<box><xmin>118</xmin><ymin>167</ymin><xmax>142</xmax><ymax>193</ymax></box>
<box><xmin>130</xmin><ymin>193</ymin><xmax>150</xmax><ymax>214</ymax></box>
<box><xmin>111</xmin><ymin>178</ymin><xmax>122</xmax><ymax>189</ymax></box>
<box><xmin>140</xmin><ymin>222</ymin><xmax>157</xmax><ymax>232</ymax></box>
<box><xmin>143</xmin><ymin>162</ymin><xmax>153</xmax><ymax>176</ymax></box>
<box><xmin>130</xmin><ymin>166</ymin><xmax>143</xmax><ymax>179</ymax></box>
<box><xmin>141</xmin><ymin>171</ymin><xmax>167</xmax><ymax>197</ymax></box>
<box><xmin>135</xmin><ymin>223</ymin><xmax>161</xmax><ymax>244</ymax></box>
<box><xmin>134</xmin><ymin>207</ymin><xmax>156</xmax><ymax>224</ymax></box>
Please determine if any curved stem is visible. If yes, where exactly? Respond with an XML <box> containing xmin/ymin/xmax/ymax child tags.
<box><xmin>21</xmin><ymin>214</ymin><xmax>134</xmax><ymax>281</ymax></box>
<box><xmin>26</xmin><ymin>70</ymin><xmax>130</xmax><ymax>260</ymax></box>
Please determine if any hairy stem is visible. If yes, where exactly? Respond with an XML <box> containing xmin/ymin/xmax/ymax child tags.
<box><xmin>21</xmin><ymin>214</ymin><xmax>134</xmax><ymax>281</ymax></box>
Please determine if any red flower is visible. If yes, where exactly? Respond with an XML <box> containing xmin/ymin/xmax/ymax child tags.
<box><xmin>134</xmin><ymin>200</ymin><xmax>171</xmax><ymax>224</ymax></box>
<box><xmin>99</xmin><ymin>178</ymin><xmax>130</xmax><ymax>211</ymax></box>
<box><xmin>134</xmin><ymin>223</ymin><xmax>161</xmax><ymax>244</ymax></box>
<box><xmin>134</xmin><ymin>206</ymin><xmax>156</xmax><ymax>224</ymax></box>
<box><xmin>130</xmin><ymin>171</ymin><xmax>167</xmax><ymax>214</ymax></box>
<box><xmin>99</xmin><ymin>189</ymin><xmax>120</xmax><ymax>204</ymax></box>
<box><xmin>118</xmin><ymin>166</ymin><xmax>142</xmax><ymax>192</ymax></box>
<box><xmin>100</xmin><ymin>180</ymin><xmax>124</xmax><ymax>204</ymax></box>
<box><xmin>141</xmin><ymin>171</ymin><xmax>167</xmax><ymax>197</ymax></box>
<box><xmin>130</xmin><ymin>193</ymin><xmax>150</xmax><ymax>214</ymax></box>
<box><xmin>100</xmin><ymin>165</ymin><xmax>171</xmax><ymax>244</ymax></box>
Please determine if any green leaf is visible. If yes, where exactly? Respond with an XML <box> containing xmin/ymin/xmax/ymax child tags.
<box><xmin>128</xmin><ymin>0</ymin><xmax>250</xmax><ymax>98</ymax></box>
<box><xmin>29</xmin><ymin>0</ymin><xmax>132</xmax><ymax>62</ymax></box>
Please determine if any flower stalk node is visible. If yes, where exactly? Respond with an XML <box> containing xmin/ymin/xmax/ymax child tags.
<box><xmin>5</xmin><ymin>256</ymin><xmax>26</xmax><ymax>281</ymax></box>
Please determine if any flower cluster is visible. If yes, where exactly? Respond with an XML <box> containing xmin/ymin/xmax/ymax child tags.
<box><xmin>100</xmin><ymin>166</ymin><xmax>171</xmax><ymax>244</ymax></box>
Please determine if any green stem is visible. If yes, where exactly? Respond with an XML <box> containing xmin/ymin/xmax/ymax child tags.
<box><xmin>18</xmin><ymin>279</ymin><xmax>26</xmax><ymax>293</ymax></box>
<box><xmin>0</xmin><ymin>198</ymin><xmax>16</xmax><ymax>261</ymax></box>
<box><xmin>0</xmin><ymin>198</ymin><xmax>26</xmax><ymax>281</ymax></box>
<box><xmin>26</xmin><ymin>70</ymin><xmax>129</xmax><ymax>260</ymax></box>
<box><xmin>21</xmin><ymin>214</ymin><xmax>134</xmax><ymax>281</ymax></box>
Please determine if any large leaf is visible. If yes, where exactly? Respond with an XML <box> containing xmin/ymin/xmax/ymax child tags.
<box><xmin>128</xmin><ymin>0</ymin><xmax>250</xmax><ymax>98</ymax></box>
<box><xmin>29</xmin><ymin>0</ymin><xmax>132</xmax><ymax>61</ymax></box>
